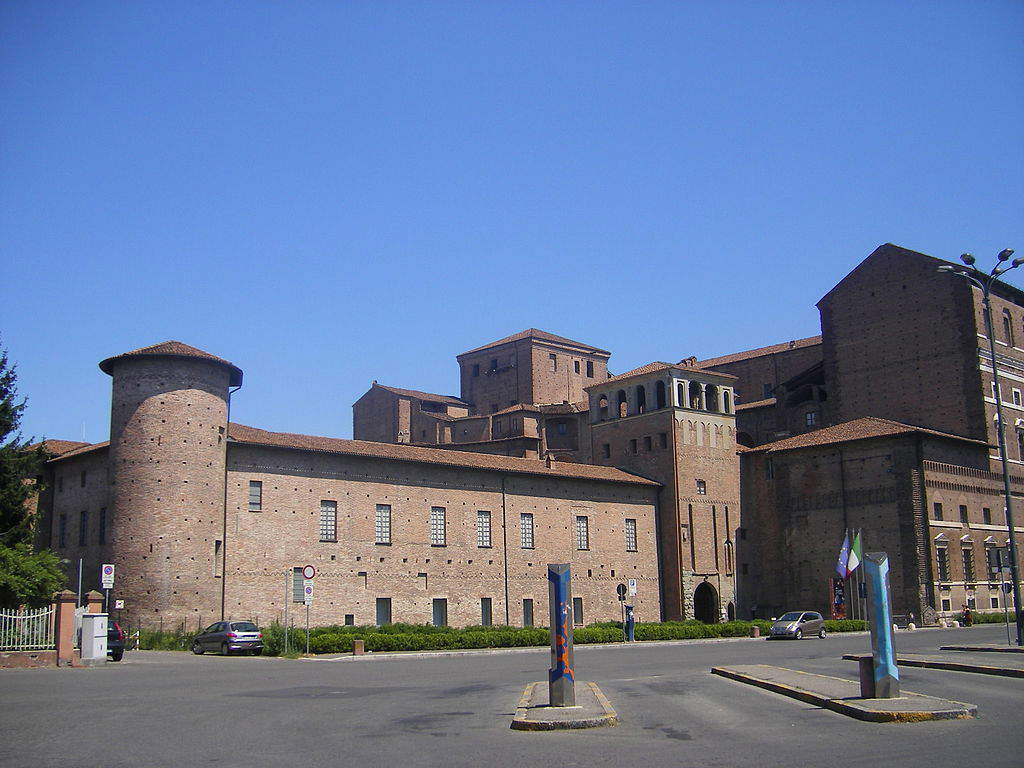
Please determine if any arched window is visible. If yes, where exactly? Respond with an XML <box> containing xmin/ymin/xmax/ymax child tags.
<box><xmin>677</xmin><ymin>382</ymin><xmax>686</xmax><ymax>407</ymax></box>
<box><xmin>636</xmin><ymin>384</ymin><xmax>647</xmax><ymax>414</ymax></box>
<box><xmin>617</xmin><ymin>390</ymin><xmax>628</xmax><ymax>418</ymax></box>
<box><xmin>598</xmin><ymin>395</ymin><xmax>609</xmax><ymax>421</ymax></box>
<box><xmin>705</xmin><ymin>384</ymin><xmax>720</xmax><ymax>413</ymax></box>
<box><xmin>689</xmin><ymin>381</ymin><xmax>703</xmax><ymax>410</ymax></box>
<box><xmin>722</xmin><ymin>390</ymin><xmax>731</xmax><ymax>413</ymax></box>
<box><xmin>1004</xmin><ymin>310</ymin><xmax>1015</xmax><ymax>347</ymax></box>
<box><xmin>655</xmin><ymin>380</ymin><xmax>667</xmax><ymax>410</ymax></box>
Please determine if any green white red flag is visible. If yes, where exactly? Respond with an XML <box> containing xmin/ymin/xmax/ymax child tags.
<box><xmin>846</xmin><ymin>530</ymin><xmax>863</xmax><ymax>577</ymax></box>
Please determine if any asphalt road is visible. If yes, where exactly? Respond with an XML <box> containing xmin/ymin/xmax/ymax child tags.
<box><xmin>2</xmin><ymin>625</ymin><xmax>1021</xmax><ymax>768</ymax></box>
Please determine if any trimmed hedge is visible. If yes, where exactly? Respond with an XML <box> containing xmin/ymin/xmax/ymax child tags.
<box><xmin>964</xmin><ymin>611</ymin><xmax>1014</xmax><ymax>625</ymax></box>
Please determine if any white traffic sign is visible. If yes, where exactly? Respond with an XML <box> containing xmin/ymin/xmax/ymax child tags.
<box><xmin>303</xmin><ymin>580</ymin><xmax>314</xmax><ymax>606</ymax></box>
<box><xmin>113</xmin><ymin>599</ymin><xmax>125</xmax><ymax>610</ymax></box>
<box><xmin>627</xmin><ymin>578</ymin><xmax>638</xmax><ymax>596</ymax></box>
<box><xmin>101</xmin><ymin>563</ymin><xmax>115</xmax><ymax>589</ymax></box>
<box><xmin>302</xmin><ymin>565</ymin><xmax>316</xmax><ymax>580</ymax></box>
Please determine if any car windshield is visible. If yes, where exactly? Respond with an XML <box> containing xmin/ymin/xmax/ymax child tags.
<box><xmin>231</xmin><ymin>622</ymin><xmax>258</xmax><ymax>632</ymax></box>
<box><xmin>778</xmin><ymin>612</ymin><xmax>803</xmax><ymax>622</ymax></box>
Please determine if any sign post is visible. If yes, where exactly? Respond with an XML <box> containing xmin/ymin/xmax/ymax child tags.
<box><xmin>547</xmin><ymin>563</ymin><xmax>575</xmax><ymax>707</ymax></box>
<box><xmin>101</xmin><ymin>564</ymin><xmax>115</xmax><ymax>613</ymax></box>
<box><xmin>616</xmin><ymin>583</ymin><xmax>627</xmax><ymax>640</ymax></box>
<box><xmin>302</xmin><ymin>565</ymin><xmax>315</xmax><ymax>656</ymax></box>
<box><xmin>863</xmin><ymin>552</ymin><xmax>899</xmax><ymax>698</ymax></box>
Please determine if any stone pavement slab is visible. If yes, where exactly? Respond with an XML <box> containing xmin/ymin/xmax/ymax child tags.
<box><xmin>510</xmin><ymin>680</ymin><xmax>618</xmax><ymax>730</ymax></box>
<box><xmin>843</xmin><ymin>651</ymin><xmax>1024</xmax><ymax>678</ymax></box>
<box><xmin>711</xmin><ymin>664</ymin><xmax>977</xmax><ymax>722</ymax></box>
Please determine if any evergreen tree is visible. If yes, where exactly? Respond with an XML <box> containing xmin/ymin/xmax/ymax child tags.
<box><xmin>0</xmin><ymin>344</ymin><xmax>65</xmax><ymax>607</ymax></box>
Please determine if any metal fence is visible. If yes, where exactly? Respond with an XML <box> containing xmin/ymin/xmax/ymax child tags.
<box><xmin>0</xmin><ymin>606</ymin><xmax>56</xmax><ymax>651</ymax></box>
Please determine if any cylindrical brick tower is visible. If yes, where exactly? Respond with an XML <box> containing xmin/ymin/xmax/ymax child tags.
<box><xmin>99</xmin><ymin>341</ymin><xmax>243</xmax><ymax>630</ymax></box>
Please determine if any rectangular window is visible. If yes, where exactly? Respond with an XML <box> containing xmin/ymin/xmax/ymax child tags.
<box><xmin>933</xmin><ymin>502</ymin><xmax>943</xmax><ymax>521</ymax></box>
<box><xmin>248</xmin><ymin>480</ymin><xmax>262</xmax><ymax>512</ymax></box>
<box><xmin>959</xmin><ymin>505</ymin><xmax>968</xmax><ymax>524</ymax></box>
<box><xmin>520</xmin><ymin>513</ymin><xmax>534</xmax><ymax>549</ymax></box>
<box><xmin>432</xmin><ymin>597</ymin><xmax>448</xmax><ymax>627</ymax></box>
<box><xmin>765</xmin><ymin>458</ymin><xmax>774</xmax><ymax>480</ymax></box>
<box><xmin>494</xmin><ymin>419</ymin><xmax>503</xmax><ymax>436</ymax></box>
<box><xmin>991</xmin><ymin>596</ymin><xmax>1000</xmax><ymax>609</ymax></box>
<box><xmin>345</xmin><ymin>614</ymin><xmax>355</xmax><ymax>626</ymax></box>
<box><xmin>574</xmin><ymin>360</ymin><xmax>581</xmax><ymax>374</ymax></box>
<box><xmin>967</xmin><ymin>596</ymin><xmax>976</xmax><ymax>609</ymax></box>
<box><xmin>477</xmin><ymin>510</ymin><xmax>492</xmax><ymax>548</ymax></box>
<box><xmin>696</xmin><ymin>479</ymin><xmax>707</xmax><ymax>495</ymax></box>
<box><xmin>58</xmin><ymin>475</ymin><xmax>63</xmax><ymax>493</ymax></box>
<box><xmin>936</xmin><ymin>547</ymin><xmax>950</xmax><ymax>580</ymax></box>
<box><xmin>98</xmin><ymin>508</ymin><xmax>106</xmax><ymax>545</ymax></box>
<box><xmin>214</xmin><ymin>540</ymin><xmax>223</xmax><ymax>577</ymax></box>
<box><xmin>480</xmin><ymin>597</ymin><xmax>492</xmax><ymax>626</ymax></box>
<box><xmin>586</xmin><ymin>361</ymin><xmax>594</xmax><ymax>378</ymax></box>
<box><xmin>572</xmin><ymin>597</ymin><xmax>583</xmax><ymax>626</ymax></box>
<box><xmin>375</xmin><ymin>504</ymin><xmax>392</xmax><ymax>544</ymax></box>
<box><xmin>292</xmin><ymin>567</ymin><xmax>305</xmax><ymax>602</ymax></box>
<box><xmin>490</xmin><ymin>358</ymin><xmax>498</xmax><ymax>372</ymax></box>
<box><xmin>1014</xmin><ymin>389</ymin><xmax>1022</xmax><ymax>406</ymax></box>
<box><xmin>523</xmin><ymin>598</ymin><xmax>534</xmax><ymax>627</ymax></box>
<box><xmin>941</xmin><ymin>597</ymin><xmax>952</xmax><ymax>612</ymax></box>
<box><xmin>625</xmin><ymin>518</ymin><xmax>637</xmax><ymax>552</ymax></box>
<box><xmin>472</xmin><ymin>363</ymin><xmax>480</xmax><ymax>377</ymax></box>
<box><xmin>986</xmin><ymin>546</ymin><xmax>999</xmax><ymax>579</ymax></box>
<box><xmin>576</xmin><ymin>515</ymin><xmax>589</xmax><ymax>550</ymax></box>
<box><xmin>376</xmin><ymin>597</ymin><xmax>392</xmax><ymax>626</ymax></box>
<box><xmin>58</xmin><ymin>514</ymin><xmax>67</xmax><ymax>548</ymax></box>
<box><xmin>629</xmin><ymin>439</ymin><xmax>638</xmax><ymax>454</ymax></box>
<box><xmin>430</xmin><ymin>507</ymin><xmax>446</xmax><ymax>546</ymax></box>
<box><xmin>983</xmin><ymin>507</ymin><xmax>992</xmax><ymax>525</ymax></box>
<box><xmin>549</xmin><ymin>353</ymin><xmax>557</xmax><ymax>371</ymax></box>
<box><xmin>319</xmin><ymin>500</ymin><xmax>337</xmax><ymax>542</ymax></box>
<box><xmin>659</xmin><ymin>432</ymin><xmax>668</xmax><ymax>449</ymax></box>
<box><xmin>805</xmin><ymin>411</ymin><xmax>817</xmax><ymax>426</ymax></box>
<box><xmin>602</xmin><ymin>443</ymin><xmax>610</xmax><ymax>459</ymax></box>
<box><xmin>643</xmin><ymin>435</ymin><xmax>652</xmax><ymax>451</ymax></box>
<box><xmin>557</xmin><ymin>422</ymin><xmax>567</xmax><ymax>435</ymax></box>
<box><xmin>763</xmin><ymin>383</ymin><xmax>774</xmax><ymax>398</ymax></box>
<box><xmin>78</xmin><ymin>511</ymin><xmax>88</xmax><ymax>546</ymax></box>
<box><xmin>962</xmin><ymin>547</ymin><xmax>975</xmax><ymax>582</ymax></box>
<box><xmin>80</xmin><ymin>470</ymin><xmax>87</xmax><ymax>488</ymax></box>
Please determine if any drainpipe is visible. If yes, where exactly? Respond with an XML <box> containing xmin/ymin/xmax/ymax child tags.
<box><xmin>220</xmin><ymin>383</ymin><xmax>242</xmax><ymax>621</ymax></box>
<box><xmin>501</xmin><ymin>476</ymin><xmax>510</xmax><ymax>625</ymax></box>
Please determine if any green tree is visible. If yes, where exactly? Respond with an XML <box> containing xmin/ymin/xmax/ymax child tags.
<box><xmin>0</xmin><ymin>344</ymin><xmax>66</xmax><ymax>607</ymax></box>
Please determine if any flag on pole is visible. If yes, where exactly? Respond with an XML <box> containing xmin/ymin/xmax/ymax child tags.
<box><xmin>835</xmin><ymin>530</ymin><xmax>851</xmax><ymax>579</ymax></box>
<box><xmin>846</xmin><ymin>530</ymin><xmax>863</xmax><ymax>577</ymax></box>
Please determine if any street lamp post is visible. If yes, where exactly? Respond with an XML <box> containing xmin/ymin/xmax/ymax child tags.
<box><xmin>939</xmin><ymin>249</ymin><xmax>1024</xmax><ymax>646</ymax></box>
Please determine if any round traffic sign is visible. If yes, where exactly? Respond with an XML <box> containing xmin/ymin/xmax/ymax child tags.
<box><xmin>302</xmin><ymin>565</ymin><xmax>316</xmax><ymax>580</ymax></box>
<box><xmin>304</xmin><ymin>585</ymin><xmax>313</xmax><ymax>595</ymax></box>
<box><xmin>103</xmin><ymin>565</ymin><xmax>114</xmax><ymax>575</ymax></box>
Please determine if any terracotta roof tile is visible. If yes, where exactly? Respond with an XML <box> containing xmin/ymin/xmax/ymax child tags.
<box><xmin>373</xmin><ymin>384</ymin><xmax>468</xmax><ymax>406</ymax></box>
<box><xmin>594</xmin><ymin>361</ymin><xmax>736</xmax><ymax>389</ymax></box>
<box><xmin>697</xmin><ymin>336</ymin><xmax>822</xmax><ymax>370</ymax></box>
<box><xmin>99</xmin><ymin>341</ymin><xmax>243</xmax><ymax>386</ymax></box>
<box><xmin>27</xmin><ymin>439</ymin><xmax>92</xmax><ymax>457</ymax></box>
<box><xmin>47</xmin><ymin>441</ymin><xmax>110</xmax><ymax>462</ymax></box>
<box><xmin>492</xmin><ymin>403</ymin><xmax>542</xmax><ymax>416</ymax></box>
<box><xmin>736</xmin><ymin>397</ymin><xmax>776</xmax><ymax>411</ymax></box>
<box><xmin>227</xmin><ymin>423</ymin><xmax>658</xmax><ymax>486</ymax></box>
<box><xmin>746</xmin><ymin>417</ymin><xmax>987</xmax><ymax>454</ymax></box>
<box><xmin>458</xmin><ymin>329</ymin><xmax>610</xmax><ymax>357</ymax></box>
<box><xmin>539</xmin><ymin>401</ymin><xmax>589</xmax><ymax>415</ymax></box>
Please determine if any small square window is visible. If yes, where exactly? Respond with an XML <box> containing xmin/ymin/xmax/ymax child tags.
<box><xmin>696</xmin><ymin>479</ymin><xmax>707</xmax><ymax>495</ymax></box>
<box><xmin>805</xmin><ymin>411</ymin><xmax>817</xmax><ymax>427</ymax></box>
<box><xmin>557</xmin><ymin>422</ymin><xmax>567</xmax><ymax>435</ymax></box>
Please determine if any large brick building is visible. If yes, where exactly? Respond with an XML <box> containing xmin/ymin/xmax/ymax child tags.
<box><xmin>38</xmin><ymin>342</ymin><xmax>661</xmax><ymax>630</ymax></box>
<box><xmin>700</xmin><ymin>244</ymin><xmax>1024</xmax><ymax>622</ymax></box>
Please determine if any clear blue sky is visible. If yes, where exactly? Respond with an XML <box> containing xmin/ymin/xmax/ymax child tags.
<box><xmin>3</xmin><ymin>1</ymin><xmax>1022</xmax><ymax>444</ymax></box>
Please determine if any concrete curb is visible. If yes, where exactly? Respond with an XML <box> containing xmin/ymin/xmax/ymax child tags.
<box><xmin>711</xmin><ymin>666</ymin><xmax>977</xmax><ymax>723</ymax></box>
<box><xmin>843</xmin><ymin>653</ymin><xmax>1024</xmax><ymax>679</ymax></box>
<box><xmin>510</xmin><ymin>681</ymin><xmax>619</xmax><ymax>730</ymax></box>
<box><xmin>939</xmin><ymin>644</ymin><xmax>1024</xmax><ymax>654</ymax></box>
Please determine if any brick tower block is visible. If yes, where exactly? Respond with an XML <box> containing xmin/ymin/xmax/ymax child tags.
<box><xmin>100</xmin><ymin>341</ymin><xmax>242</xmax><ymax>629</ymax></box>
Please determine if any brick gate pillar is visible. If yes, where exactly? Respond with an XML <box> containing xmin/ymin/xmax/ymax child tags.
<box><xmin>53</xmin><ymin>590</ymin><xmax>78</xmax><ymax>667</ymax></box>
<box><xmin>85</xmin><ymin>590</ymin><xmax>104</xmax><ymax>615</ymax></box>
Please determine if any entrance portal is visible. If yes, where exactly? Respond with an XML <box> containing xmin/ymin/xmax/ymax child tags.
<box><xmin>694</xmin><ymin>582</ymin><xmax>719</xmax><ymax>623</ymax></box>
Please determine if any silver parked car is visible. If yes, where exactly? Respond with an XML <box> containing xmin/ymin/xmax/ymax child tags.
<box><xmin>191</xmin><ymin>620</ymin><xmax>263</xmax><ymax>655</ymax></box>
<box><xmin>769</xmin><ymin>611</ymin><xmax>826</xmax><ymax>639</ymax></box>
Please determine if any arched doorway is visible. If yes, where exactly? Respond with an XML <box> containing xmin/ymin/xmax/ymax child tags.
<box><xmin>694</xmin><ymin>582</ymin><xmax>719</xmax><ymax>623</ymax></box>
<box><xmin>727</xmin><ymin>602</ymin><xmax>735</xmax><ymax>621</ymax></box>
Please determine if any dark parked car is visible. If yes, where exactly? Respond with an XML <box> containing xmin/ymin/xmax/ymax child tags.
<box><xmin>769</xmin><ymin>611</ymin><xmax>826</xmax><ymax>639</ymax></box>
<box><xmin>191</xmin><ymin>621</ymin><xmax>263</xmax><ymax>655</ymax></box>
<box><xmin>107</xmin><ymin>619</ymin><xmax>125</xmax><ymax>661</ymax></box>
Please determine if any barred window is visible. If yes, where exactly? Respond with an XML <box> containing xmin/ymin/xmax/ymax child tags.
<box><xmin>248</xmin><ymin>480</ymin><xmax>262</xmax><ymax>512</ymax></box>
<box><xmin>292</xmin><ymin>567</ymin><xmax>305</xmax><ymax>602</ymax></box>
<box><xmin>319</xmin><ymin>500</ymin><xmax>337</xmax><ymax>542</ymax></box>
<box><xmin>477</xmin><ymin>510</ymin><xmax>492</xmax><ymax>548</ymax></box>
<box><xmin>375</xmin><ymin>504</ymin><xmax>391</xmax><ymax>544</ymax></box>
<box><xmin>933</xmin><ymin>502</ymin><xmax>943</xmax><ymax>521</ymax></box>
<box><xmin>430</xmin><ymin>507</ymin><xmax>446</xmax><ymax>546</ymax></box>
<box><xmin>78</xmin><ymin>511</ymin><xmax>88</xmax><ymax>547</ymax></box>
<box><xmin>625</xmin><ymin>518</ymin><xmax>637</xmax><ymax>552</ymax></box>
<box><xmin>520</xmin><ymin>513</ymin><xmax>534</xmax><ymax>549</ymax></box>
<box><xmin>576</xmin><ymin>515</ymin><xmax>589</xmax><ymax>550</ymax></box>
<box><xmin>696</xmin><ymin>479</ymin><xmax>707</xmax><ymax>495</ymax></box>
<box><xmin>98</xmin><ymin>508</ymin><xmax>107</xmax><ymax>545</ymax></box>
<box><xmin>962</xmin><ymin>547</ymin><xmax>975</xmax><ymax>582</ymax></box>
<box><xmin>936</xmin><ymin>547</ymin><xmax>950</xmax><ymax>580</ymax></box>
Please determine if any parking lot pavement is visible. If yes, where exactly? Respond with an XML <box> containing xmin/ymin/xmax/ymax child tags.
<box><xmin>1</xmin><ymin>625</ymin><xmax>1021</xmax><ymax>768</ymax></box>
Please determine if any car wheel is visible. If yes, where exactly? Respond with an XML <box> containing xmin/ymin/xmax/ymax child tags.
<box><xmin>221</xmin><ymin>642</ymin><xmax>229</xmax><ymax>656</ymax></box>
<box><xmin>794</xmin><ymin>629</ymin><xmax>803</xmax><ymax>640</ymax></box>
<box><xmin>110</xmin><ymin>649</ymin><xmax>124</xmax><ymax>662</ymax></box>
<box><xmin>191</xmin><ymin>641</ymin><xmax>204</xmax><ymax>655</ymax></box>
<box><xmin>818</xmin><ymin>627</ymin><xmax>826</xmax><ymax>639</ymax></box>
